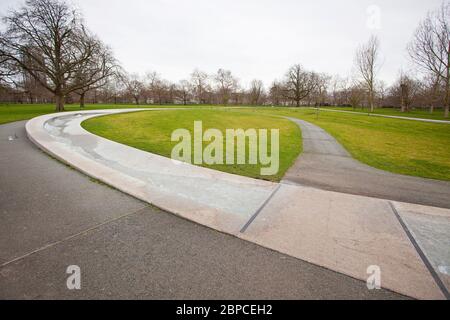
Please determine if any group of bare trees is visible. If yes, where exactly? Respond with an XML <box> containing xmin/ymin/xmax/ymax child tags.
<box><xmin>0</xmin><ymin>0</ymin><xmax>449</xmax><ymax>116</ymax></box>
<box><xmin>0</xmin><ymin>0</ymin><xmax>118</xmax><ymax>111</ymax></box>
<box><xmin>408</xmin><ymin>2</ymin><xmax>450</xmax><ymax>117</ymax></box>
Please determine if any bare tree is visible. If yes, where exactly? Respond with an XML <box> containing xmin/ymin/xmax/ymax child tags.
<box><xmin>391</xmin><ymin>72</ymin><xmax>420</xmax><ymax>112</ymax></box>
<box><xmin>355</xmin><ymin>35</ymin><xmax>380</xmax><ymax>112</ymax></box>
<box><xmin>19</xmin><ymin>70</ymin><xmax>49</xmax><ymax>103</ymax></box>
<box><xmin>0</xmin><ymin>56</ymin><xmax>18</xmax><ymax>85</ymax></box>
<box><xmin>249</xmin><ymin>79</ymin><xmax>264</xmax><ymax>105</ymax></box>
<box><xmin>422</xmin><ymin>73</ymin><xmax>444</xmax><ymax>113</ymax></box>
<box><xmin>312</xmin><ymin>73</ymin><xmax>331</xmax><ymax>106</ymax></box>
<box><xmin>331</xmin><ymin>75</ymin><xmax>350</xmax><ymax>106</ymax></box>
<box><xmin>376</xmin><ymin>80</ymin><xmax>388</xmax><ymax>107</ymax></box>
<box><xmin>153</xmin><ymin>78</ymin><xmax>169</xmax><ymax>105</ymax></box>
<box><xmin>0</xmin><ymin>0</ymin><xmax>115</xmax><ymax>111</ymax></box>
<box><xmin>398</xmin><ymin>72</ymin><xmax>420</xmax><ymax>112</ymax></box>
<box><xmin>268</xmin><ymin>80</ymin><xmax>284</xmax><ymax>106</ymax></box>
<box><xmin>125</xmin><ymin>74</ymin><xmax>144</xmax><ymax>105</ymax></box>
<box><xmin>231</xmin><ymin>84</ymin><xmax>244</xmax><ymax>105</ymax></box>
<box><xmin>101</xmin><ymin>72</ymin><xmax>126</xmax><ymax>104</ymax></box>
<box><xmin>214</xmin><ymin>68</ymin><xmax>238</xmax><ymax>105</ymax></box>
<box><xmin>283</xmin><ymin>64</ymin><xmax>317</xmax><ymax>107</ymax></box>
<box><xmin>408</xmin><ymin>2</ymin><xmax>450</xmax><ymax>117</ymax></box>
<box><xmin>176</xmin><ymin>80</ymin><xmax>192</xmax><ymax>105</ymax></box>
<box><xmin>190</xmin><ymin>69</ymin><xmax>208</xmax><ymax>104</ymax></box>
<box><xmin>146</xmin><ymin>72</ymin><xmax>170</xmax><ymax>104</ymax></box>
<box><xmin>145</xmin><ymin>71</ymin><xmax>159</xmax><ymax>103</ymax></box>
<box><xmin>348</xmin><ymin>83</ymin><xmax>365</xmax><ymax>110</ymax></box>
<box><xmin>74</xmin><ymin>42</ymin><xmax>117</xmax><ymax>107</ymax></box>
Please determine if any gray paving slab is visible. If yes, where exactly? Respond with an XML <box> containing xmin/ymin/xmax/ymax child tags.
<box><xmin>393</xmin><ymin>202</ymin><xmax>450</xmax><ymax>296</ymax></box>
<box><xmin>240</xmin><ymin>184</ymin><xmax>445</xmax><ymax>300</ymax></box>
<box><xmin>0</xmin><ymin>121</ymin><xmax>145</xmax><ymax>264</ymax></box>
<box><xmin>0</xmin><ymin>205</ymin><xmax>408</xmax><ymax>300</ymax></box>
<box><xmin>284</xmin><ymin>117</ymin><xmax>450</xmax><ymax>209</ymax></box>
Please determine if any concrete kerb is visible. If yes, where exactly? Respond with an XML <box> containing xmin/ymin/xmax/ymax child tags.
<box><xmin>25</xmin><ymin>108</ymin><xmax>450</xmax><ymax>300</ymax></box>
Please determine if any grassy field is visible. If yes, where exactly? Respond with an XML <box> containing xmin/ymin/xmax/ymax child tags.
<box><xmin>2</xmin><ymin>103</ymin><xmax>449</xmax><ymax>181</ymax></box>
<box><xmin>0</xmin><ymin>103</ymin><xmax>218</xmax><ymax>125</ymax></box>
<box><xmin>1</xmin><ymin>103</ymin><xmax>448</xmax><ymax>125</ymax></box>
<box><xmin>242</xmin><ymin>107</ymin><xmax>450</xmax><ymax>181</ymax></box>
<box><xmin>82</xmin><ymin>109</ymin><xmax>302</xmax><ymax>181</ymax></box>
<box><xmin>322</xmin><ymin>106</ymin><xmax>448</xmax><ymax>120</ymax></box>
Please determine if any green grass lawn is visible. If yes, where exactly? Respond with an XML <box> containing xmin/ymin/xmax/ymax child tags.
<box><xmin>0</xmin><ymin>103</ymin><xmax>223</xmax><ymax>125</ymax></box>
<box><xmin>241</xmin><ymin>107</ymin><xmax>450</xmax><ymax>181</ymax></box>
<box><xmin>321</xmin><ymin>106</ymin><xmax>448</xmax><ymax>120</ymax></box>
<box><xmin>3</xmin><ymin>103</ymin><xmax>449</xmax><ymax>182</ymax></box>
<box><xmin>82</xmin><ymin>109</ymin><xmax>302</xmax><ymax>181</ymax></box>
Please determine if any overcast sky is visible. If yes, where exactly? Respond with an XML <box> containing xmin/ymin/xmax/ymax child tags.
<box><xmin>0</xmin><ymin>0</ymin><xmax>446</xmax><ymax>87</ymax></box>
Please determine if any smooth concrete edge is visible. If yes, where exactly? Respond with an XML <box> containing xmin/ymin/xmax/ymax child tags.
<box><xmin>24</xmin><ymin>109</ymin><xmax>450</xmax><ymax>299</ymax></box>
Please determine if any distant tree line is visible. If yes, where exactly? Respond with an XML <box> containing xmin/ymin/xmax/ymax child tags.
<box><xmin>0</xmin><ymin>0</ymin><xmax>449</xmax><ymax>117</ymax></box>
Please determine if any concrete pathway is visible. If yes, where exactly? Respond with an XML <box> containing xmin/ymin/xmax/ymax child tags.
<box><xmin>284</xmin><ymin>118</ymin><xmax>450</xmax><ymax>209</ymax></box>
<box><xmin>309</xmin><ymin>107</ymin><xmax>450</xmax><ymax>124</ymax></box>
<box><xmin>1</xmin><ymin>120</ymin><xmax>405</xmax><ymax>299</ymax></box>
<box><xmin>23</xmin><ymin>109</ymin><xmax>450</xmax><ymax>299</ymax></box>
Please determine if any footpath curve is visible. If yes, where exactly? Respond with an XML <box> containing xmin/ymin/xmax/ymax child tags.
<box><xmin>26</xmin><ymin>108</ymin><xmax>450</xmax><ymax>300</ymax></box>
<box><xmin>307</xmin><ymin>107</ymin><xmax>450</xmax><ymax>124</ymax></box>
<box><xmin>284</xmin><ymin>118</ymin><xmax>450</xmax><ymax>209</ymax></box>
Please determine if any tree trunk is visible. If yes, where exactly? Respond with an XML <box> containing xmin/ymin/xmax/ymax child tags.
<box><xmin>55</xmin><ymin>94</ymin><xmax>65</xmax><ymax>112</ymax></box>
<box><xmin>79</xmin><ymin>92</ymin><xmax>85</xmax><ymax>108</ymax></box>
<box><xmin>445</xmin><ymin>76</ymin><xmax>449</xmax><ymax>118</ymax></box>
<box><xmin>445</xmin><ymin>91</ymin><xmax>449</xmax><ymax>118</ymax></box>
<box><xmin>445</xmin><ymin>41</ymin><xmax>450</xmax><ymax>118</ymax></box>
<box><xmin>369</xmin><ymin>90</ymin><xmax>374</xmax><ymax>112</ymax></box>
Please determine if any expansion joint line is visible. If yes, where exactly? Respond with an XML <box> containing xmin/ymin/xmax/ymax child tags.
<box><xmin>0</xmin><ymin>205</ymin><xmax>150</xmax><ymax>268</ymax></box>
<box><xmin>388</xmin><ymin>201</ymin><xmax>450</xmax><ymax>300</ymax></box>
<box><xmin>240</xmin><ymin>184</ymin><xmax>282</xmax><ymax>234</ymax></box>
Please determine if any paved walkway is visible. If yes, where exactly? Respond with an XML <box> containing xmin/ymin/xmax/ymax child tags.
<box><xmin>309</xmin><ymin>107</ymin><xmax>450</xmax><ymax>124</ymax></box>
<box><xmin>0</xmin><ymin>120</ymin><xmax>405</xmax><ymax>299</ymax></box>
<box><xmin>284</xmin><ymin>118</ymin><xmax>450</xmax><ymax>209</ymax></box>
<box><xmin>22</xmin><ymin>109</ymin><xmax>450</xmax><ymax>299</ymax></box>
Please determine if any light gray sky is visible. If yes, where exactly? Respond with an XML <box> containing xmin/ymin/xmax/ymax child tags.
<box><xmin>0</xmin><ymin>0</ymin><xmax>445</xmax><ymax>87</ymax></box>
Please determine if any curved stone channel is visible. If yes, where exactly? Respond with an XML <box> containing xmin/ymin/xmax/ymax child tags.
<box><xmin>37</xmin><ymin>109</ymin><xmax>277</xmax><ymax>234</ymax></box>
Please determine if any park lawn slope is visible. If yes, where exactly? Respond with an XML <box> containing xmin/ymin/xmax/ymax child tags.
<box><xmin>322</xmin><ymin>106</ymin><xmax>448</xmax><ymax>120</ymax></box>
<box><xmin>242</xmin><ymin>107</ymin><xmax>450</xmax><ymax>181</ymax></box>
<box><xmin>0</xmin><ymin>103</ymin><xmax>218</xmax><ymax>125</ymax></box>
<box><xmin>82</xmin><ymin>109</ymin><xmax>302</xmax><ymax>182</ymax></box>
<box><xmin>0</xmin><ymin>103</ymin><xmax>153</xmax><ymax>124</ymax></box>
